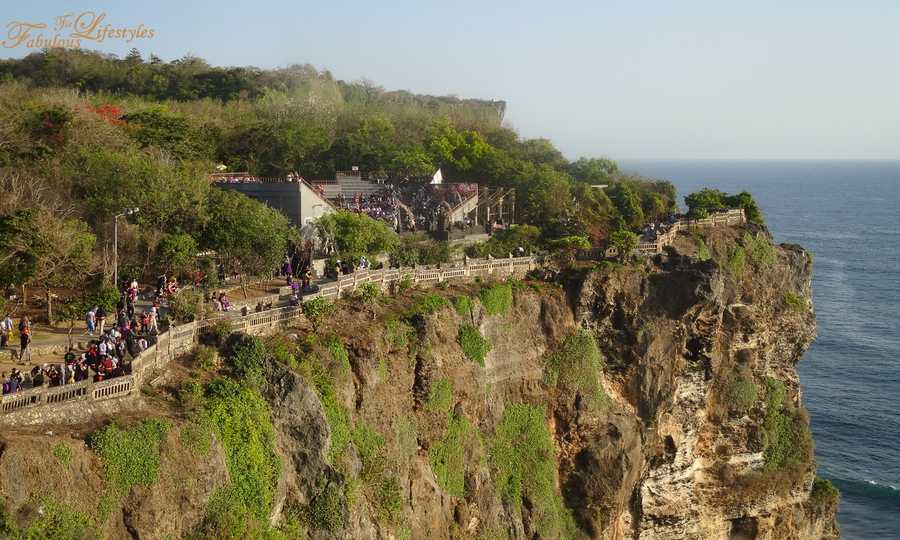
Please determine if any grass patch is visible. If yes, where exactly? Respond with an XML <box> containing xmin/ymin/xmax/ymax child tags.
<box><xmin>325</xmin><ymin>335</ymin><xmax>351</xmax><ymax>374</ymax></box>
<box><xmin>412</xmin><ymin>292</ymin><xmax>449</xmax><ymax>316</ymax></box>
<box><xmin>4</xmin><ymin>495</ymin><xmax>95</xmax><ymax>539</ymax></box>
<box><xmin>479</xmin><ymin>282</ymin><xmax>513</xmax><ymax>315</ymax></box>
<box><xmin>179</xmin><ymin>421</ymin><xmax>213</xmax><ymax>456</ymax></box>
<box><xmin>453</xmin><ymin>295</ymin><xmax>472</xmax><ymax>318</ymax></box>
<box><xmin>296</xmin><ymin>357</ymin><xmax>352</xmax><ymax>464</ymax></box>
<box><xmin>762</xmin><ymin>377</ymin><xmax>812</xmax><ymax>472</ymax></box>
<box><xmin>489</xmin><ymin>403</ymin><xmax>577</xmax><ymax>538</ymax></box>
<box><xmin>303</xmin><ymin>482</ymin><xmax>347</xmax><ymax>532</ymax></box>
<box><xmin>393</xmin><ymin>415</ymin><xmax>418</xmax><ymax>461</ymax></box>
<box><xmin>383</xmin><ymin>317</ymin><xmax>414</xmax><ymax>350</ymax></box>
<box><xmin>425</xmin><ymin>378</ymin><xmax>454</xmax><ymax>413</ymax></box>
<box><xmin>51</xmin><ymin>442</ymin><xmax>73</xmax><ymax>467</ymax></box>
<box><xmin>727</xmin><ymin>246</ymin><xmax>746</xmax><ymax>278</ymax></box>
<box><xmin>457</xmin><ymin>325</ymin><xmax>491</xmax><ymax>367</ymax></box>
<box><xmin>264</xmin><ymin>334</ymin><xmax>297</xmax><ymax>368</ymax></box>
<box><xmin>90</xmin><ymin>419</ymin><xmax>169</xmax><ymax>501</ymax></box>
<box><xmin>544</xmin><ymin>329</ymin><xmax>607</xmax><ymax>410</ymax></box>
<box><xmin>784</xmin><ymin>292</ymin><xmax>806</xmax><ymax>311</ymax></box>
<box><xmin>296</xmin><ymin>358</ymin><xmax>401</xmax><ymax>526</ymax></box>
<box><xmin>429</xmin><ymin>411</ymin><xmax>475</xmax><ymax>499</ymax></box>
<box><xmin>744</xmin><ymin>232</ymin><xmax>777</xmax><ymax>267</ymax></box>
<box><xmin>695</xmin><ymin>236</ymin><xmax>712</xmax><ymax>261</ymax></box>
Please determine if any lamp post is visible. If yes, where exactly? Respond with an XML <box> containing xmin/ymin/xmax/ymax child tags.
<box><xmin>113</xmin><ymin>208</ymin><xmax>139</xmax><ymax>288</ymax></box>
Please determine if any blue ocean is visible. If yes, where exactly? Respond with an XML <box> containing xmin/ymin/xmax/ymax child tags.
<box><xmin>621</xmin><ymin>160</ymin><xmax>900</xmax><ymax>539</ymax></box>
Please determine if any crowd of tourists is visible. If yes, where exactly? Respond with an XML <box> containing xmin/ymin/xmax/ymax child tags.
<box><xmin>1</xmin><ymin>280</ymin><xmax>162</xmax><ymax>396</ymax></box>
<box><xmin>334</xmin><ymin>191</ymin><xmax>401</xmax><ymax>228</ymax></box>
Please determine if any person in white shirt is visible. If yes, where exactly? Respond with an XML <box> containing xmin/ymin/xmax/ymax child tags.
<box><xmin>0</xmin><ymin>314</ymin><xmax>12</xmax><ymax>348</ymax></box>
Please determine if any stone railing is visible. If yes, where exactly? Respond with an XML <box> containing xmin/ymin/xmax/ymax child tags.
<box><xmin>636</xmin><ymin>209</ymin><xmax>745</xmax><ymax>255</ymax></box>
<box><xmin>0</xmin><ymin>256</ymin><xmax>539</xmax><ymax>419</ymax></box>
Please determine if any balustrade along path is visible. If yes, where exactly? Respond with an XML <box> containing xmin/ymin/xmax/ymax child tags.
<box><xmin>0</xmin><ymin>255</ymin><xmax>539</xmax><ymax>422</ymax></box>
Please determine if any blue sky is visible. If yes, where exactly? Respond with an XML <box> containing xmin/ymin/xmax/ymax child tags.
<box><xmin>3</xmin><ymin>1</ymin><xmax>899</xmax><ymax>160</ymax></box>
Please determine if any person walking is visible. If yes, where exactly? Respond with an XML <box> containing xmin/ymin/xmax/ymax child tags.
<box><xmin>96</xmin><ymin>306</ymin><xmax>107</xmax><ymax>335</ymax></box>
<box><xmin>18</xmin><ymin>316</ymin><xmax>31</xmax><ymax>365</ymax></box>
<box><xmin>85</xmin><ymin>306</ymin><xmax>97</xmax><ymax>335</ymax></box>
<box><xmin>0</xmin><ymin>313</ymin><xmax>12</xmax><ymax>347</ymax></box>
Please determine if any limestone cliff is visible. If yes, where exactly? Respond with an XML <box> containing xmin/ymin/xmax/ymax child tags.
<box><xmin>0</xmin><ymin>222</ymin><xmax>838</xmax><ymax>539</ymax></box>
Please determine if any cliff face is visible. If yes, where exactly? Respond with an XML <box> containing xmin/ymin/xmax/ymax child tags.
<box><xmin>0</xmin><ymin>223</ymin><xmax>838</xmax><ymax>539</ymax></box>
<box><xmin>254</xmin><ymin>223</ymin><xmax>836</xmax><ymax>539</ymax></box>
<box><xmin>569</xmin><ymin>224</ymin><xmax>838</xmax><ymax>539</ymax></box>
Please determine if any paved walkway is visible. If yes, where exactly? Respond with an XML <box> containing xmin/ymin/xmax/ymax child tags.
<box><xmin>0</xmin><ymin>279</ymin><xmax>286</xmax><ymax>372</ymax></box>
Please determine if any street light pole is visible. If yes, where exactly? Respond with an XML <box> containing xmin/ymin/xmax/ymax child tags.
<box><xmin>113</xmin><ymin>213</ymin><xmax>119</xmax><ymax>288</ymax></box>
<box><xmin>113</xmin><ymin>208</ymin><xmax>139</xmax><ymax>289</ymax></box>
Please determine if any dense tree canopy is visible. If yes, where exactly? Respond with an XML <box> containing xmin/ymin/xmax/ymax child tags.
<box><xmin>0</xmin><ymin>48</ymin><xmax>696</xmax><ymax>294</ymax></box>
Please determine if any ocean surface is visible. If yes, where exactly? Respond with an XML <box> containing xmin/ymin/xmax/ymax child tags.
<box><xmin>620</xmin><ymin>160</ymin><xmax>900</xmax><ymax>539</ymax></box>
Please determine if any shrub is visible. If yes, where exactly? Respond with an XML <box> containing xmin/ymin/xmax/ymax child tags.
<box><xmin>389</xmin><ymin>242</ymin><xmax>419</xmax><ymax>267</ymax></box>
<box><xmin>179</xmin><ymin>379</ymin><xmax>205</xmax><ymax>409</ymax></box>
<box><xmin>193</xmin><ymin>345</ymin><xmax>219</xmax><ymax>371</ymax></box>
<box><xmin>453</xmin><ymin>295</ymin><xmax>472</xmax><ymax>318</ymax></box>
<box><xmin>419</xmin><ymin>241</ymin><xmax>451</xmax><ymax>265</ymax></box>
<box><xmin>90</xmin><ymin>418</ymin><xmax>170</xmax><ymax>505</ymax></box>
<box><xmin>744</xmin><ymin>232</ymin><xmax>776</xmax><ymax>267</ymax></box>
<box><xmin>489</xmin><ymin>403</ymin><xmax>577</xmax><ymax>538</ymax></box>
<box><xmin>426</xmin><ymin>378</ymin><xmax>454</xmax><ymax>413</ymax></box>
<box><xmin>226</xmin><ymin>334</ymin><xmax>267</xmax><ymax>385</ymax></box>
<box><xmin>727</xmin><ymin>246</ymin><xmax>746</xmax><ymax>278</ymax></box>
<box><xmin>203</xmin><ymin>318</ymin><xmax>233</xmax><ymax>348</ymax></box>
<box><xmin>544</xmin><ymin>329</ymin><xmax>607</xmax><ymax>410</ymax></box>
<box><xmin>722</xmin><ymin>367</ymin><xmax>759</xmax><ymax>414</ymax></box>
<box><xmin>695</xmin><ymin>237</ymin><xmax>712</xmax><ymax>261</ymax></box>
<box><xmin>169</xmin><ymin>289</ymin><xmax>205</xmax><ymax>323</ymax></box>
<box><xmin>413</xmin><ymin>292</ymin><xmax>449</xmax><ymax>316</ymax></box>
<box><xmin>302</xmin><ymin>297</ymin><xmax>334</xmax><ymax>325</ymax></box>
<box><xmin>397</xmin><ymin>275</ymin><xmax>414</xmax><ymax>292</ymax></box>
<box><xmin>355</xmin><ymin>281</ymin><xmax>382</xmax><ymax>304</ymax></box>
<box><xmin>479</xmin><ymin>283</ymin><xmax>513</xmax><ymax>315</ymax></box>
<box><xmin>457</xmin><ymin>325</ymin><xmax>491</xmax><ymax>367</ymax></box>
<box><xmin>303</xmin><ymin>482</ymin><xmax>347</xmax><ymax>531</ymax></box>
<box><xmin>51</xmin><ymin>442</ymin><xmax>73</xmax><ymax>466</ymax></box>
<box><xmin>762</xmin><ymin>377</ymin><xmax>812</xmax><ymax>471</ymax></box>
<box><xmin>784</xmin><ymin>292</ymin><xmax>806</xmax><ymax>311</ymax></box>
<box><xmin>429</xmin><ymin>412</ymin><xmax>474</xmax><ymax>498</ymax></box>
<box><xmin>809</xmin><ymin>477</ymin><xmax>840</xmax><ymax>512</ymax></box>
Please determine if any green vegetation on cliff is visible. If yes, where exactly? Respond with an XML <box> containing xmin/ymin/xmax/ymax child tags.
<box><xmin>544</xmin><ymin>329</ymin><xmax>607</xmax><ymax>410</ymax></box>
<box><xmin>90</xmin><ymin>418</ymin><xmax>170</xmax><ymax>519</ymax></box>
<box><xmin>762</xmin><ymin>377</ymin><xmax>812</xmax><ymax>472</ymax></box>
<box><xmin>197</xmin><ymin>378</ymin><xmax>281</xmax><ymax>533</ymax></box>
<box><xmin>429</xmin><ymin>411</ymin><xmax>476</xmax><ymax>499</ymax></box>
<box><xmin>489</xmin><ymin>403</ymin><xmax>577</xmax><ymax>538</ymax></box>
<box><xmin>458</xmin><ymin>325</ymin><xmax>491</xmax><ymax>366</ymax></box>
<box><xmin>479</xmin><ymin>282</ymin><xmax>513</xmax><ymax>315</ymax></box>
